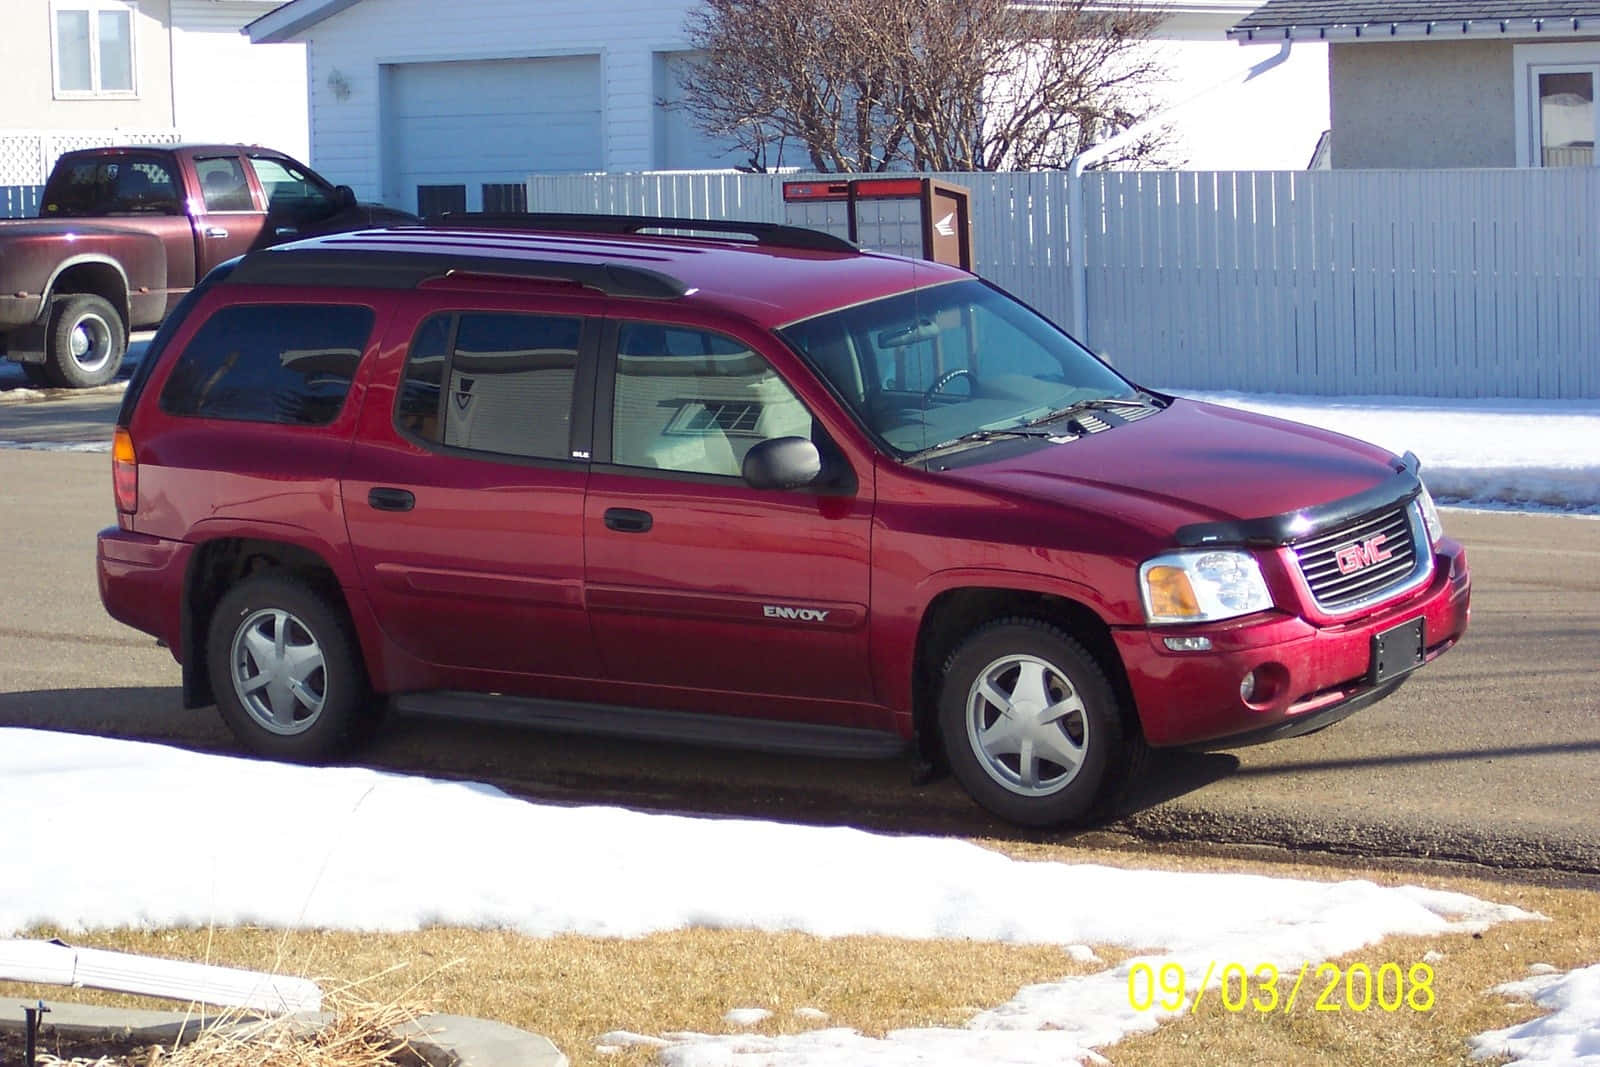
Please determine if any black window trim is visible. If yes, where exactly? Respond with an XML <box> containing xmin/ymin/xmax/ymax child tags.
<box><xmin>389</xmin><ymin>308</ymin><xmax>599</xmax><ymax>469</ymax></box>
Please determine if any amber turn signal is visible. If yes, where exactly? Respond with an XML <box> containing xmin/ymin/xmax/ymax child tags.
<box><xmin>1144</xmin><ymin>565</ymin><xmax>1200</xmax><ymax>619</ymax></box>
<box><xmin>112</xmin><ymin>427</ymin><xmax>137</xmax><ymax>514</ymax></box>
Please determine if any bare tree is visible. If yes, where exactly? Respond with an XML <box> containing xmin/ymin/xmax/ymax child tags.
<box><xmin>678</xmin><ymin>0</ymin><xmax>1176</xmax><ymax>173</ymax></box>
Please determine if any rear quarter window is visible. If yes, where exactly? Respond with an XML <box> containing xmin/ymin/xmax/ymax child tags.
<box><xmin>159</xmin><ymin>304</ymin><xmax>374</xmax><ymax>425</ymax></box>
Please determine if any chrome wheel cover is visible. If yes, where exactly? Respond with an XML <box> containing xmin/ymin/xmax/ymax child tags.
<box><xmin>68</xmin><ymin>313</ymin><xmax>115</xmax><ymax>375</ymax></box>
<box><xmin>965</xmin><ymin>653</ymin><xmax>1088</xmax><ymax>797</ymax></box>
<box><xmin>229</xmin><ymin>608</ymin><xmax>328</xmax><ymax>736</ymax></box>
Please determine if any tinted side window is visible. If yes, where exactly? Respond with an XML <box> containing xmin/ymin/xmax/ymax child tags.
<box><xmin>610</xmin><ymin>323</ymin><xmax>813</xmax><ymax>478</ymax></box>
<box><xmin>160</xmin><ymin>304</ymin><xmax>373</xmax><ymax>425</ymax></box>
<box><xmin>396</xmin><ymin>312</ymin><xmax>580</xmax><ymax>461</ymax></box>
<box><xmin>42</xmin><ymin>157</ymin><xmax>181</xmax><ymax>216</ymax></box>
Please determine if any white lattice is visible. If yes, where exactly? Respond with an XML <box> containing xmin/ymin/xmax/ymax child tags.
<box><xmin>0</xmin><ymin>134</ymin><xmax>43</xmax><ymax>185</ymax></box>
<box><xmin>0</xmin><ymin>129</ymin><xmax>182</xmax><ymax>185</ymax></box>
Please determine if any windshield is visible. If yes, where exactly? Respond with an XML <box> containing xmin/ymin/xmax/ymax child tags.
<box><xmin>779</xmin><ymin>279</ymin><xmax>1135</xmax><ymax>458</ymax></box>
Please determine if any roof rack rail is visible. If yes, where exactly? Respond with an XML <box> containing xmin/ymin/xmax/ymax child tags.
<box><xmin>225</xmin><ymin>247</ymin><xmax>687</xmax><ymax>299</ymax></box>
<box><xmin>426</xmin><ymin>211</ymin><xmax>859</xmax><ymax>254</ymax></box>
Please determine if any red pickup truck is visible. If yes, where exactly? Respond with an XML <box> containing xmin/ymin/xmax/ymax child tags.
<box><xmin>0</xmin><ymin>145</ymin><xmax>413</xmax><ymax>388</ymax></box>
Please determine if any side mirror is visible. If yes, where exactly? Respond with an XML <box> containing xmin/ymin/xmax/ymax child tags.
<box><xmin>742</xmin><ymin>436</ymin><xmax>821</xmax><ymax>491</ymax></box>
<box><xmin>333</xmin><ymin>184</ymin><xmax>358</xmax><ymax>210</ymax></box>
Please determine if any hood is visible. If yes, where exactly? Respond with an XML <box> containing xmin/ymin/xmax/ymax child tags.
<box><xmin>937</xmin><ymin>397</ymin><xmax>1410</xmax><ymax>540</ymax></box>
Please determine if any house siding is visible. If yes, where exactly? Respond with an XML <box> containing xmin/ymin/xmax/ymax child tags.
<box><xmin>294</xmin><ymin>0</ymin><xmax>709</xmax><ymax>199</ymax></box>
<box><xmin>1329</xmin><ymin>40</ymin><xmax>1516</xmax><ymax>168</ymax></box>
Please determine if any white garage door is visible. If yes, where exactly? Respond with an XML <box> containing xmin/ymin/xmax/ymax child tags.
<box><xmin>384</xmin><ymin>55</ymin><xmax>602</xmax><ymax>215</ymax></box>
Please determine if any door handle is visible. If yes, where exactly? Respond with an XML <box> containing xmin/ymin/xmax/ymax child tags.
<box><xmin>603</xmin><ymin>507</ymin><xmax>652</xmax><ymax>533</ymax></box>
<box><xmin>275</xmin><ymin>226</ymin><xmax>298</xmax><ymax>237</ymax></box>
<box><xmin>368</xmin><ymin>487</ymin><xmax>415</xmax><ymax>512</ymax></box>
<box><xmin>204</xmin><ymin>226</ymin><xmax>229</xmax><ymax>238</ymax></box>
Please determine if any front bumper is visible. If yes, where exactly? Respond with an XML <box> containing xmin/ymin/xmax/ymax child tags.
<box><xmin>1114</xmin><ymin>538</ymin><xmax>1470</xmax><ymax>748</ymax></box>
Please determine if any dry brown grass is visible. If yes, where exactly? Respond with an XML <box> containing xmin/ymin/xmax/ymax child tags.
<box><xmin>4</xmin><ymin>843</ymin><xmax>1594</xmax><ymax>1067</ymax></box>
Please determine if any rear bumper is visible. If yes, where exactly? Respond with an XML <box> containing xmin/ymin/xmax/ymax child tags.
<box><xmin>1115</xmin><ymin>539</ymin><xmax>1470</xmax><ymax>748</ymax></box>
<box><xmin>97</xmin><ymin>526</ymin><xmax>190</xmax><ymax>661</ymax></box>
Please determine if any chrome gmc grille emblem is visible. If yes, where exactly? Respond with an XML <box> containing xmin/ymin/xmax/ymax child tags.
<box><xmin>1335</xmin><ymin>533</ymin><xmax>1394</xmax><ymax>575</ymax></box>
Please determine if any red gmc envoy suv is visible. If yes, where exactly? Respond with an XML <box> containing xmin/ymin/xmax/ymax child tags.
<box><xmin>96</xmin><ymin>214</ymin><xmax>1471</xmax><ymax>826</ymax></box>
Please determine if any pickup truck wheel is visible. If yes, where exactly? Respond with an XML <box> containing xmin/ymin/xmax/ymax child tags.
<box><xmin>207</xmin><ymin>574</ymin><xmax>372</xmax><ymax>763</ymax></box>
<box><xmin>20</xmin><ymin>363</ymin><xmax>52</xmax><ymax>387</ymax></box>
<box><xmin>938</xmin><ymin>618</ymin><xmax>1123</xmax><ymax>827</ymax></box>
<box><xmin>46</xmin><ymin>294</ymin><xmax>125</xmax><ymax>388</ymax></box>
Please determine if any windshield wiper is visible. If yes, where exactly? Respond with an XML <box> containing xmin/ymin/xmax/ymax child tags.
<box><xmin>907</xmin><ymin>426</ymin><xmax>1069</xmax><ymax>460</ymax></box>
<box><xmin>1024</xmin><ymin>394</ymin><xmax>1152</xmax><ymax>428</ymax></box>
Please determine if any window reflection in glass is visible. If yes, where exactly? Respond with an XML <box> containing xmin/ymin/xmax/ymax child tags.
<box><xmin>397</xmin><ymin>313</ymin><xmax>581</xmax><ymax>462</ymax></box>
<box><xmin>160</xmin><ymin>305</ymin><xmax>373</xmax><ymax>426</ymax></box>
<box><xmin>780</xmin><ymin>279</ymin><xmax>1130</xmax><ymax>457</ymax></box>
<box><xmin>1540</xmin><ymin>71</ymin><xmax>1595</xmax><ymax>167</ymax></box>
<box><xmin>611</xmin><ymin>323</ymin><xmax>813</xmax><ymax>477</ymax></box>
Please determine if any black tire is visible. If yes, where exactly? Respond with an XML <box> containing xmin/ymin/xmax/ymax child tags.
<box><xmin>19</xmin><ymin>362</ymin><xmax>53</xmax><ymax>388</ymax></box>
<box><xmin>937</xmin><ymin>617</ymin><xmax>1127</xmax><ymax>827</ymax></box>
<box><xmin>207</xmin><ymin>573</ymin><xmax>374</xmax><ymax>762</ymax></box>
<box><xmin>45</xmin><ymin>294</ymin><xmax>125</xmax><ymax>388</ymax></box>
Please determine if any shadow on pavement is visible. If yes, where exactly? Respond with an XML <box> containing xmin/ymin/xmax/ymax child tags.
<box><xmin>1226</xmin><ymin>739</ymin><xmax>1600</xmax><ymax>778</ymax></box>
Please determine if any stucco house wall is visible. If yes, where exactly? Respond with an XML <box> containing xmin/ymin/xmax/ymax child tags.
<box><xmin>1329</xmin><ymin>40</ymin><xmax>1516</xmax><ymax>168</ymax></box>
<box><xmin>1233</xmin><ymin>0</ymin><xmax>1600</xmax><ymax>170</ymax></box>
<box><xmin>1</xmin><ymin>0</ymin><xmax>176</xmax><ymax>129</ymax></box>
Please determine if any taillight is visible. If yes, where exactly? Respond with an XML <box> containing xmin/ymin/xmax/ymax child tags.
<box><xmin>112</xmin><ymin>427</ymin><xmax>137</xmax><ymax>514</ymax></box>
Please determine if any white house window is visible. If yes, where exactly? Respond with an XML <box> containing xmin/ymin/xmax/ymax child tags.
<box><xmin>52</xmin><ymin>1</ymin><xmax>137</xmax><ymax>97</ymax></box>
<box><xmin>1514</xmin><ymin>44</ymin><xmax>1600</xmax><ymax>167</ymax></box>
<box><xmin>1538</xmin><ymin>70</ymin><xmax>1595</xmax><ymax>167</ymax></box>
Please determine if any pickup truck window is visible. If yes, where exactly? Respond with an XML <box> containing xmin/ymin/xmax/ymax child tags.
<box><xmin>160</xmin><ymin>303</ymin><xmax>374</xmax><ymax>426</ymax></box>
<box><xmin>42</xmin><ymin>157</ymin><xmax>180</xmax><ymax>216</ymax></box>
<box><xmin>249</xmin><ymin>156</ymin><xmax>337</xmax><ymax>219</ymax></box>
<box><xmin>194</xmin><ymin>156</ymin><xmax>254</xmax><ymax>213</ymax></box>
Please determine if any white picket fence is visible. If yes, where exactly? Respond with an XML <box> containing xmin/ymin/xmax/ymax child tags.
<box><xmin>527</xmin><ymin>168</ymin><xmax>1600</xmax><ymax>399</ymax></box>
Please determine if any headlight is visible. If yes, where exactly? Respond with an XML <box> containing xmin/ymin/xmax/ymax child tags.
<box><xmin>1416</xmin><ymin>481</ymin><xmax>1444</xmax><ymax>546</ymax></box>
<box><xmin>1140</xmin><ymin>550</ymin><xmax>1273</xmax><ymax>624</ymax></box>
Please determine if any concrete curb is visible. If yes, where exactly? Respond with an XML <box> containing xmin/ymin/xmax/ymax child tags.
<box><xmin>0</xmin><ymin>1001</ymin><xmax>567</xmax><ymax>1067</ymax></box>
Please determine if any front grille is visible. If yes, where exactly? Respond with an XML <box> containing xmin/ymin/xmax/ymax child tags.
<box><xmin>1291</xmin><ymin>504</ymin><xmax>1422</xmax><ymax>612</ymax></box>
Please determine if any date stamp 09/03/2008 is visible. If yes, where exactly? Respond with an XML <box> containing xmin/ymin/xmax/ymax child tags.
<box><xmin>1127</xmin><ymin>960</ymin><xmax>1437</xmax><ymax>1015</ymax></box>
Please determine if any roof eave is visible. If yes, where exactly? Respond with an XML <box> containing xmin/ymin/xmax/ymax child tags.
<box><xmin>245</xmin><ymin>0</ymin><xmax>365</xmax><ymax>43</ymax></box>
<box><xmin>1229</xmin><ymin>15</ymin><xmax>1600</xmax><ymax>41</ymax></box>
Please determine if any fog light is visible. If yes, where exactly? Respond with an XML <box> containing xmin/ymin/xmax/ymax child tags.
<box><xmin>1240</xmin><ymin>670</ymin><xmax>1259</xmax><ymax>703</ymax></box>
<box><xmin>1163</xmin><ymin>636</ymin><xmax>1212</xmax><ymax>652</ymax></box>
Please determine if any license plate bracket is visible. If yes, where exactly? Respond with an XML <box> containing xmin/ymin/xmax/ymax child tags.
<box><xmin>1369</xmin><ymin>617</ymin><xmax>1425</xmax><ymax>686</ymax></box>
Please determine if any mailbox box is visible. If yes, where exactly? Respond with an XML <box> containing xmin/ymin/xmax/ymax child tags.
<box><xmin>782</xmin><ymin>177</ymin><xmax>973</xmax><ymax>270</ymax></box>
